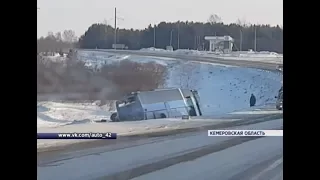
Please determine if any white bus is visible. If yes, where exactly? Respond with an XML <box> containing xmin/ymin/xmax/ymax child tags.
<box><xmin>110</xmin><ymin>88</ymin><xmax>202</xmax><ymax>121</ymax></box>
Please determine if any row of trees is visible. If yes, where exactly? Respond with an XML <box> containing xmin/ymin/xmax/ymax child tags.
<box><xmin>77</xmin><ymin>16</ymin><xmax>282</xmax><ymax>53</ymax></box>
<box><xmin>37</xmin><ymin>30</ymin><xmax>78</xmax><ymax>54</ymax></box>
<box><xmin>37</xmin><ymin>15</ymin><xmax>283</xmax><ymax>53</ymax></box>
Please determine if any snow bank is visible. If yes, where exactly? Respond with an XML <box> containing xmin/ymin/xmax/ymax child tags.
<box><xmin>174</xmin><ymin>49</ymin><xmax>206</xmax><ymax>56</ymax></box>
<box><xmin>37</xmin><ymin>102</ymin><xmax>113</xmax><ymax>128</ymax></box>
<box><xmin>77</xmin><ymin>50</ymin><xmax>176</xmax><ymax>67</ymax></box>
<box><xmin>140</xmin><ymin>47</ymin><xmax>168</xmax><ymax>52</ymax></box>
<box><xmin>139</xmin><ymin>47</ymin><xmax>283</xmax><ymax>63</ymax></box>
<box><xmin>76</xmin><ymin>51</ymin><xmax>130</xmax><ymax>68</ymax></box>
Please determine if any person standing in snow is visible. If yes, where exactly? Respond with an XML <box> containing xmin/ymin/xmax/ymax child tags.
<box><xmin>250</xmin><ymin>94</ymin><xmax>256</xmax><ymax>107</ymax></box>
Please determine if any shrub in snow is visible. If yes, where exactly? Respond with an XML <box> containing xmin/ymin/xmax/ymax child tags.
<box><xmin>37</xmin><ymin>55</ymin><xmax>168</xmax><ymax>101</ymax></box>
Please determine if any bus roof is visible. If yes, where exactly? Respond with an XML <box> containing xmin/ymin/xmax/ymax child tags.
<box><xmin>138</xmin><ymin>89</ymin><xmax>184</xmax><ymax>104</ymax></box>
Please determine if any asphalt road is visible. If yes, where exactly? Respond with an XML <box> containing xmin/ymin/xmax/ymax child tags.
<box><xmin>37</xmin><ymin>118</ymin><xmax>282</xmax><ymax>180</ymax></box>
<box><xmin>132</xmin><ymin>137</ymin><xmax>282</xmax><ymax>180</ymax></box>
<box><xmin>80</xmin><ymin>49</ymin><xmax>282</xmax><ymax>72</ymax></box>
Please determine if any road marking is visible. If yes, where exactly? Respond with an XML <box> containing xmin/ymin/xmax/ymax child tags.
<box><xmin>250</xmin><ymin>158</ymin><xmax>283</xmax><ymax>180</ymax></box>
<box><xmin>95</xmin><ymin>136</ymin><xmax>264</xmax><ymax>180</ymax></box>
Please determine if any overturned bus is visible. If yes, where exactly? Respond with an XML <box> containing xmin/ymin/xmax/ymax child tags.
<box><xmin>110</xmin><ymin>88</ymin><xmax>202</xmax><ymax>121</ymax></box>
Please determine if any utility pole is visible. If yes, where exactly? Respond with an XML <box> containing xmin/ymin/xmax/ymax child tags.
<box><xmin>170</xmin><ymin>29</ymin><xmax>174</xmax><ymax>46</ymax></box>
<box><xmin>196</xmin><ymin>36</ymin><xmax>198</xmax><ymax>50</ymax></box>
<box><xmin>240</xmin><ymin>29</ymin><xmax>243</xmax><ymax>51</ymax></box>
<box><xmin>114</xmin><ymin>7</ymin><xmax>117</xmax><ymax>50</ymax></box>
<box><xmin>177</xmin><ymin>23</ymin><xmax>180</xmax><ymax>49</ymax></box>
<box><xmin>112</xmin><ymin>7</ymin><xmax>124</xmax><ymax>50</ymax></box>
<box><xmin>254</xmin><ymin>26</ymin><xmax>257</xmax><ymax>52</ymax></box>
<box><xmin>153</xmin><ymin>24</ymin><xmax>156</xmax><ymax>48</ymax></box>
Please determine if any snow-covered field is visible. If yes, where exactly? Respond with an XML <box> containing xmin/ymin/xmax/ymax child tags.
<box><xmin>78</xmin><ymin>50</ymin><xmax>174</xmax><ymax>68</ymax></box>
<box><xmin>37</xmin><ymin>51</ymin><xmax>282</xmax><ymax>149</ymax></box>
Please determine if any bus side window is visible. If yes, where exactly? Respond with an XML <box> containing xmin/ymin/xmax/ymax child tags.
<box><xmin>185</xmin><ymin>96</ymin><xmax>193</xmax><ymax>106</ymax></box>
<box><xmin>127</xmin><ymin>96</ymin><xmax>136</xmax><ymax>103</ymax></box>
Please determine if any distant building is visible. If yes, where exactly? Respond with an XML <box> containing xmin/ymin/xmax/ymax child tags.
<box><xmin>112</xmin><ymin>44</ymin><xmax>127</xmax><ymax>50</ymax></box>
<box><xmin>204</xmin><ymin>36</ymin><xmax>234</xmax><ymax>53</ymax></box>
<box><xmin>166</xmin><ymin>46</ymin><xmax>173</xmax><ymax>51</ymax></box>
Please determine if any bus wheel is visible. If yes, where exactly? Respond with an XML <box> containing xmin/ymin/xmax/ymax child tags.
<box><xmin>160</xmin><ymin>113</ymin><xmax>167</xmax><ymax>118</ymax></box>
<box><xmin>110</xmin><ymin>112</ymin><xmax>118</xmax><ymax>121</ymax></box>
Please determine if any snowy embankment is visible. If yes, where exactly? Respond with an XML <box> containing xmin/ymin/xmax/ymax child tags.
<box><xmin>140</xmin><ymin>47</ymin><xmax>283</xmax><ymax>64</ymax></box>
<box><xmin>41</xmin><ymin>53</ymin><xmax>68</xmax><ymax>62</ymax></box>
<box><xmin>37</xmin><ymin>103</ymin><xmax>280</xmax><ymax>149</ymax></box>
<box><xmin>167</xmin><ymin>61</ymin><xmax>281</xmax><ymax>116</ymax></box>
<box><xmin>78</xmin><ymin>50</ymin><xmax>173</xmax><ymax>68</ymax></box>
<box><xmin>37</xmin><ymin>51</ymin><xmax>282</xmax><ymax>149</ymax></box>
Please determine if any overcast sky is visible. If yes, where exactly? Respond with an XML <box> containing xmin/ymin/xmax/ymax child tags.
<box><xmin>37</xmin><ymin>0</ymin><xmax>283</xmax><ymax>38</ymax></box>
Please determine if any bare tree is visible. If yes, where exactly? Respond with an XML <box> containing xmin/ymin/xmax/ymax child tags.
<box><xmin>103</xmin><ymin>19</ymin><xmax>109</xmax><ymax>26</ymax></box>
<box><xmin>38</xmin><ymin>31</ymin><xmax>76</xmax><ymax>54</ymax></box>
<box><xmin>207</xmin><ymin>14</ymin><xmax>222</xmax><ymax>24</ymax></box>
<box><xmin>47</xmin><ymin>31</ymin><xmax>55</xmax><ymax>39</ymax></box>
<box><xmin>55</xmin><ymin>32</ymin><xmax>62</xmax><ymax>41</ymax></box>
<box><xmin>235</xmin><ymin>18</ymin><xmax>249</xmax><ymax>27</ymax></box>
<box><xmin>63</xmin><ymin>30</ymin><xmax>77</xmax><ymax>43</ymax></box>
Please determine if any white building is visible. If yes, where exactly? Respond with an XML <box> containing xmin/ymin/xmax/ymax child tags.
<box><xmin>204</xmin><ymin>36</ymin><xmax>234</xmax><ymax>53</ymax></box>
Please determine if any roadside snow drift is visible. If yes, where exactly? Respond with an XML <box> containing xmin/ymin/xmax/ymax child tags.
<box><xmin>78</xmin><ymin>51</ymin><xmax>173</xmax><ymax>68</ymax></box>
<box><xmin>37</xmin><ymin>101</ymin><xmax>113</xmax><ymax>128</ymax></box>
<box><xmin>140</xmin><ymin>47</ymin><xmax>283</xmax><ymax>64</ymax></box>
